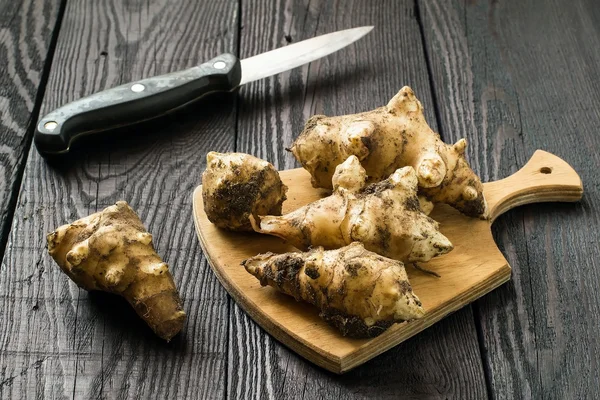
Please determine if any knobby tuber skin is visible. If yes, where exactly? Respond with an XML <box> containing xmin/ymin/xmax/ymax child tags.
<box><xmin>202</xmin><ymin>152</ymin><xmax>288</xmax><ymax>231</ymax></box>
<box><xmin>242</xmin><ymin>242</ymin><xmax>425</xmax><ymax>338</ymax></box>
<box><xmin>290</xmin><ymin>86</ymin><xmax>488</xmax><ymax>218</ymax></box>
<box><xmin>47</xmin><ymin>201</ymin><xmax>185</xmax><ymax>341</ymax></box>
<box><xmin>252</xmin><ymin>155</ymin><xmax>453</xmax><ymax>263</ymax></box>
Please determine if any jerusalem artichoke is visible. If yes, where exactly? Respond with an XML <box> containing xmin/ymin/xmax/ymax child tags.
<box><xmin>290</xmin><ymin>86</ymin><xmax>487</xmax><ymax>218</ymax></box>
<box><xmin>252</xmin><ymin>155</ymin><xmax>453</xmax><ymax>263</ymax></box>
<box><xmin>47</xmin><ymin>201</ymin><xmax>186</xmax><ymax>341</ymax></box>
<box><xmin>243</xmin><ymin>242</ymin><xmax>425</xmax><ymax>337</ymax></box>
<box><xmin>202</xmin><ymin>152</ymin><xmax>288</xmax><ymax>231</ymax></box>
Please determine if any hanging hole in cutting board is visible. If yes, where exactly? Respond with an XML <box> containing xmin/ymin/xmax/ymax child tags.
<box><xmin>540</xmin><ymin>167</ymin><xmax>552</xmax><ymax>174</ymax></box>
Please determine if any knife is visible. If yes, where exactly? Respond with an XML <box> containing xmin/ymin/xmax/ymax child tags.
<box><xmin>34</xmin><ymin>26</ymin><xmax>373</xmax><ymax>157</ymax></box>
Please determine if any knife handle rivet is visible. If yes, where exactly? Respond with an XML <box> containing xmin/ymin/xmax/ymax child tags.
<box><xmin>131</xmin><ymin>83</ymin><xmax>145</xmax><ymax>93</ymax></box>
<box><xmin>213</xmin><ymin>61</ymin><xmax>227</xmax><ymax>70</ymax></box>
<box><xmin>44</xmin><ymin>121</ymin><xmax>58</xmax><ymax>131</ymax></box>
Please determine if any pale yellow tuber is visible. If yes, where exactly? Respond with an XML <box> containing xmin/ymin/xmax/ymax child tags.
<box><xmin>290</xmin><ymin>86</ymin><xmax>487</xmax><ymax>217</ymax></box>
<box><xmin>252</xmin><ymin>155</ymin><xmax>453</xmax><ymax>263</ymax></box>
<box><xmin>242</xmin><ymin>242</ymin><xmax>425</xmax><ymax>337</ymax></box>
<box><xmin>202</xmin><ymin>152</ymin><xmax>287</xmax><ymax>231</ymax></box>
<box><xmin>47</xmin><ymin>201</ymin><xmax>186</xmax><ymax>341</ymax></box>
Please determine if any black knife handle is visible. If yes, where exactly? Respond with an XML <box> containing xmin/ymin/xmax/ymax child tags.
<box><xmin>34</xmin><ymin>53</ymin><xmax>241</xmax><ymax>157</ymax></box>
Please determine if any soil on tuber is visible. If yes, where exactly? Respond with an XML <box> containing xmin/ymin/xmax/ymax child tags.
<box><xmin>47</xmin><ymin>201</ymin><xmax>185</xmax><ymax>341</ymax></box>
<box><xmin>289</xmin><ymin>86</ymin><xmax>487</xmax><ymax>218</ymax></box>
<box><xmin>202</xmin><ymin>152</ymin><xmax>288</xmax><ymax>231</ymax></box>
<box><xmin>242</xmin><ymin>242</ymin><xmax>425</xmax><ymax>338</ymax></box>
<box><xmin>251</xmin><ymin>155</ymin><xmax>453</xmax><ymax>263</ymax></box>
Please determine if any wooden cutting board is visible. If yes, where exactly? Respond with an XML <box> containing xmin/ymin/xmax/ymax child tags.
<box><xmin>191</xmin><ymin>150</ymin><xmax>582</xmax><ymax>373</ymax></box>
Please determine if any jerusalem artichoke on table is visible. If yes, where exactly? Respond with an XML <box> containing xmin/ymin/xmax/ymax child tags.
<box><xmin>242</xmin><ymin>242</ymin><xmax>425</xmax><ymax>338</ymax></box>
<box><xmin>202</xmin><ymin>152</ymin><xmax>288</xmax><ymax>231</ymax></box>
<box><xmin>252</xmin><ymin>155</ymin><xmax>453</xmax><ymax>263</ymax></box>
<box><xmin>290</xmin><ymin>86</ymin><xmax>487</xmax><ymax>218</ymax></box>
<box><xmin>47</xmin><ymin>201</ymin><xmax>185</xmax><ymax>341</ymax></box>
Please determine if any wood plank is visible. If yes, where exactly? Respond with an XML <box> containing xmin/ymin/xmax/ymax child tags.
<box><xmin>231</xmin><ymin>0</ymin><xmax>488</xmax><ymax>396</ymax></box>
<box><xmin>0</xmin><ymin>0</ymin><xmax>63</xmax><ymax>263</ymax></box>
<box><xmin>0</xmin><ymin>0</ymin><xmax>239</xmax><ymax>398</ymax></box>
<box><xmin>419</xmin><ymin>0</ymin><xmax>600</xmax><ymax>398</ymax></box>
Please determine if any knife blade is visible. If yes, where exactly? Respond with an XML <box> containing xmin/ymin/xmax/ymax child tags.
<box><xmin>34</xmin><ymin>26</ymin><xmax>373</xmax><ymax>157</ymax></box>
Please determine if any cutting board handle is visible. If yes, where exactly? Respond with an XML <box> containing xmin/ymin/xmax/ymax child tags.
<box><xmin>484</xmin><ymin>150</ymin><xmax>583</xmax><ymax>222</ymax></box>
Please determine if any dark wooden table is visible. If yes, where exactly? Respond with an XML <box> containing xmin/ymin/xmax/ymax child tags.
<box><xmin>1</xmin><ymin>0</ymin><xmax>599</xmax><ymax>398</ymax></box>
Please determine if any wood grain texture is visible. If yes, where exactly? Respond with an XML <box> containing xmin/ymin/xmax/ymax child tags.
<box><xmin>0</xmin><ymin>0</ymin><xmax>238</xmax><ymax>398</ymax></box>
<box><xmin>231</xmin><ymin>0</ymin><xmax>488</xmax><ymax>397</ymax></box>
<box><xmin>419</xmin><ymin>0</ymin><xmax>600</xmax><ymax>398</ymax></box>
<box><xmin>2</xmin><ymin>0</ymin><xmax>595</xmax><ymax>397</ymax></box>
<box><xmin>193</xmin><ymin>150</ymin><xmax>581</xmax><ymax>373</ymax></box>
<box><xmin>0</xmin><ymin>0</ymin><xmax>62</xmax><ymax>260</ymax></box>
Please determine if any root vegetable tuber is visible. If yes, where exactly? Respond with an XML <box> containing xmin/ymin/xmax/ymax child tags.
<box><xmin>47</xmin><ymin>201</ymin><xmax>185</xmax><ymax>341</ymax></box>
<box><xmin>251</xmin><ymin>155</ymin><xmax>453</xmax><ymax>263</ymax></box>
<box><xmin>242</xmin><ymin>242</ymin><xmax>425</xmax><ymax>337</ymax></box>
<box><xmin>290</xmin><ymin>86</ymin><xmax>487</xmax><ymax>218</ymax></box>
<box><xmin>202</xmin><ymin>152</ymin><xmax>288</xmax><ymax>231</ymax></box>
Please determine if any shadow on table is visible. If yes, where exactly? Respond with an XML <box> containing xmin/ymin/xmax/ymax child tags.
<box><xmin>270</xmin><ymin>307</ymin><xmax>486</xmax><ymax>398</ymax></box>
<box><xmin>87</xmin><ymin>291</ymin><xmax>187</xmax><ymax>350</ymax></box>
